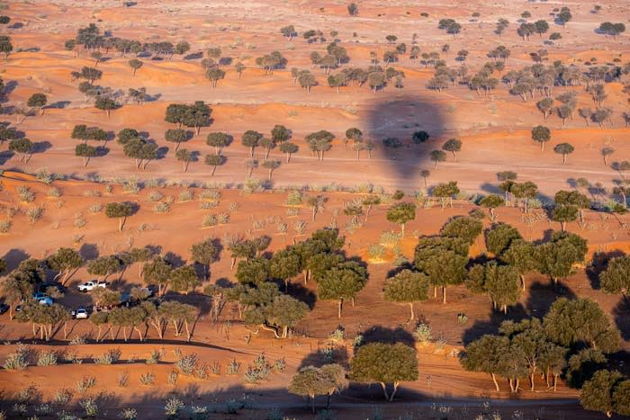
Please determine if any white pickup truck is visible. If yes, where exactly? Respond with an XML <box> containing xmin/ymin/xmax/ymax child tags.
<box><xmin>77</xmin><ymin>280</ymin><xmax>108</xmax><ymax>292</ymax></box>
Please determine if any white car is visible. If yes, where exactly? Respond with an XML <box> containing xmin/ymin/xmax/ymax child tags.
<box><xmin>77</xmin><ymin>281</ymin><xmax>108</xmax><ymax>292</ymax></box>
<box><xmin>72</xmin><ymin>307</ymin><xmax>89</xmax><ymax>319</ymax></box>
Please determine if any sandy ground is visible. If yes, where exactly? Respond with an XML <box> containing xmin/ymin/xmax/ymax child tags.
<box><xmin>0</xmin><ymin>0</ymin><xmax>629</xmax><ymax>417</ymax></box>
<box><xmin>0</xmin><ymin>171</ymin><xmax>628</xmax><ymax>418</ymax></box>
<box><xmin>0</xmin><ymin>0</ymin><xmax>628</xmax><ymax>195</ymax></box>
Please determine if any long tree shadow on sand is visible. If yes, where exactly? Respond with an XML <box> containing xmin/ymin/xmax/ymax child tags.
<box><xmin>364</xmin><ymin>94</ymin><xmax>447</xmax><ymax>190</ymax></box>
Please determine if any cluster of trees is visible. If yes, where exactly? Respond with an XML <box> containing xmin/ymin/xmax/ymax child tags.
<box><xmin>68</xmin><ymin>23</ymin><xmax>190</xmax><ymax>60</ymax></box>
<box><xmin>463</xmin><ymin>297</ymin><xmax>622</xmax><ymax>399</ymax></box>
<box><xmin>597</xmin><ymin>22</ymin><xmax>626</xmax><ymax>37</ymax></box>
<box><xmin>438</xmin><ymin>19</ymin><xmax>462</xmax><ymax>35</ymax></box>
<box><xmin>207</xmin><ymin>228</ymin><xmax>367</xmax><ymax>329</ymax></box>
<box><xmin>290</xmin><ymin>340</ymin><xmax>418</xmax><ymax>409</ymax></box>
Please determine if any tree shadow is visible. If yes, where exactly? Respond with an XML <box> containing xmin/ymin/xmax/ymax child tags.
<box><xmin>359</xmin><ymin>325</ymin><xmax>415</xmax><ymax>348</ymax></box>
<box><xmin>44</xmin><ymin>101</ymin><xmax>71</xmax><ymax>110</ymax></box>
<box><xmin>462</xmin><ymin>303</ymin><xmax>528</xmax><ymax>345</ymax></box>
<box><xmin>524</xmin><ymin>280</ymin><xmax>577</xmax><ymax>318</ymax></box>
<box><xmin>32</xmin><ymin>140</ymin><xmax>52</xmax><ymax>154</ymax></box>
<box><xmin>184</xmin><ymin>52</ymin><xmax>203</xmax><ymax>60</ymax></box>
<box><xmin>480</xmin><ymin>182</ymin><xmax>501</xmax><ymax>194</ymax></box>
<box><xmin>3</xmin><ymin>248</ymin><xmax>30</xmax><ymax>271</ymax></box>
<box><xmin>365</xmin><ymin>94</ymin><xmax>446</xmax><ymax>189</ymax></box>
<box><xmin>0</xmin><ymin>150</ymin><xmax>13</xmax><ymax>165</ymax></box>
<box><xmin>298</xmin><ymin>345</ymin><xmax>350</xmax><ymax>370</ymax></box>
<box><xmin>79</xmin><ymin>243</ymin><xmax>100</xmax><ymax>261</ymax></box>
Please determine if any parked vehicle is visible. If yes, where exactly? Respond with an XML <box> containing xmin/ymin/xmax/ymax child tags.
<box><xmin>77</xmin><ymin>280</ymin><xmax>108</xmax><ymax>292</ymax></box>
<box><xmin>0</xmin><ymin>304</ymin><xmax>9</xmax><ymax>315</ymax></box>
<box><xmin>71</xmin><ymin>307</ymin><xmax>89</xmax><ymax>319</ymax></box>
<box><xmin>33</xmin><ymin>292</ymin><xmax>53</xmax><ymax>306</ymax></box>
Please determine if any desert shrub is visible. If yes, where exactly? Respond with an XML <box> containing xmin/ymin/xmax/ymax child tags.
<box><xmin>123</xmin><ymin>180</ymin><xmax>141</xmax><ymax>194</ymax></box>
<box><xmin>379</xmin><ymin>231</ymin><xmax>400</xmax><ymax>246</ymax></box>
<box><xmin>413</xmin><ymin>323</ymin><xmax>432</xmax><ymax>343</ymax></box>
<box><xmin>368</xmin><ymin>244</ymin><xmax>386</xmax><ymax>260</ymax></box>
<box><xmin>76</xmin><ymin>376</ymin><xmax>96</xmax><ymax>393</ymax></box>
<box><xmin>17</xmin><ymin>186</ymin><xmax>35</xmax><ymax>202</ymax></box>
<box><xmin>154</xmin><ymin>202</ymin><xmax>171</xmax><ymax>213</ymax></box>
<box><xmin>149</xmin><ymin>191</ymin><xmax>164</xmax><ymax>201</ymax></box>
<box><xmin>26</xmin><ymin>207</ymin><xmax>44</xmax><ymax>223</ymax></box>
<box><xmin>273</xmin><ymin>358</ymin><xmax>286</xmax><ymax>372</ymax></box>
<box><xmin>35</xmin><ymin>168</ymin><xmax>55</xmax><ymax>184</ymax></box>
<box><xmin>95</xmin><ymin>348</ymin><xmax>121</xmax><ymax>365</ymax></box>
<box><xmin>293</xmin><ymin>220</ymin><xmax>306</xmax><ymax>234</ymax></box>
<box><xmin>146</xmin><ymin>349</ymin><xmax>161</xmax><ymax>364</ymax></box>
<box><xmin>226</xmin><ymin>359</ymin><xmax>241</xmax><ymax>375</ymax></box>
<box><xmin>120</xmin><ymin>408</ymin><xmax>138</xmax><ymax>420</ymax></box>
<box><xmin>79</xmin><ymin>398</ymin><xmax>98</xmax><ymax>417</ymax></box>
<box><xmin>0</xmin><ymin>220</ymin><xmax>11</xmax><ymax>233</ymax></box>
<box><xmin>286</xmin><ymin>190</ymin><xmax>303</xmax><ymax>205</ymax></box>
<box><xmin>164</xmin><ymin>397</ymin><xmax>184</xmax><ymax>417</ymax></box>
<box><xmin>328</xmin><ymin>327</ymin><xmax>345</xmax><ymax>342</ymax></box>
<box><xmin>217</xmin><ymin>213</ymin><xmax>230</xmax><ymax>224</ymax></box>
<box><xmin>53</xmin><ymin>389</ymin><xmax>72</xmax><ymax>406</ymax></box>
<box><xmin>228</xmin><ymin>202</ymin><xmax>239</xmax><ymax>213</ymax></box>
<box><xmin>48</xmin><ymin>187</ymin><xmax>62</xmax><ymax>198</ymax></box>
<box><xmin>73</xmin><ymin>215</ymin><xmax>87</xmax><ymax>228</ymax></box>
<box><xmin>139</xmin><ymin>372</ymin><xmax>155</xmax><ymax>385</ymax></box>
<box><xmin>203</xmin><ymin>214</ymin><xmax>218</xmax><ymax>227</ymax></box>
<box><xmin>286</xmin><ymin>207</ymin><xmax>299</xmax><ymax>217</ymax></box>
<box><xmin>37</xmin><ymin>350</ymin><xmax>58</xmax><ymax>366</ymax></box>
<box><xmin>176</xmin><ymin>353</ymin><xmax>199</xmax><ymax>375</ymax></box>
<box><xmin>179</xmin><ymin>189</ymin><xmax>194</xmax><ymax>201</ymax></box>
<box><xmin>244</xmin><ymin>354</ymin><xmax>271</xmax><ymax>383</ymax></box>
<box><xmin>3</xmin><ymin>345</ymin><xmax>29</xmax><ymax>370</ymax></box>
<box><xmin>118</xmin><ymin>372</ymin><xmax>129</xmax><ymax>387</ymax></box>
<box><xmin>200</xmin><ymin>190</ymin><xmax>221</xmax><ymax>201</ymax></box>
<box><xmin>70</xmin><ymin>335</ymin><xmax>86</xmax><ymax>345</ymax></box>
<box><xmin>167</xmin><ymin>370</ymin><xmax>178</xmax><ymax>385</ymax></box>
<box><xmin>89</xmin><ymin>204</ymin><xmax>103</xmax><ymax>213</ymax></box>
<box><xmin>276</xmin><ymin>222</ymin><xmax>288</xmax><ymax>234</ymax></box>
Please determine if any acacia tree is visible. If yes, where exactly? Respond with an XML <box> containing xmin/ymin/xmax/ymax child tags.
<box><xmin>176</xmin><ymin>148</ymin><xmax>194</xmax><ymax>172</ymax></box>
<box><xmin>350</xmin><ymin>342</ymin><xmax>418</xmax><ymax>401</ymax></box>
<box><xmin>206</xmin><ymin>132</ymin><xmax>232</xmax><ymax>154</ymax></box>
<box><xmin>128</xmin><ymin>58</ymin><xmax>143</xmax><ymax>76</ymax></box>
<box><xmin>414</xmin><ymin>236</ymin><xmax>468</xmax><ymax>303</ymax></box>
<box><xmin>543</xmin><ymin>297</ymin><xmax>621</xmax><ymax>352</ymax></box>
<box><xmin>47</xmin><ymin>248</ymin><xmax>83</xmax><ymax>286</ymax></box>
<box><xmin>318</xmin><ymin>263</ymin><xmax>367</xmax><ymax>319</ymax></box>
<box><xmin>289</xmin><ymin>364</ymin><xmax>346</xmax><ymax>413</ymax></box>
<box><xmin>430</xmin><ymin>150</ymin><xmax>446</xmax><ymax>168</ymax></box>
<box><xmin>442</xmin><ymin>138</ymin><xmax>462</xmax><ymax>160</ymax></box>
<box><xmin>600</xmin><ymin>255</ymin><xmax>630</xmax><ymax>299</ymax></box>
<box><xmin>383</xmin><ymin>269</ymin><xmax>429</xmax><ymax>320</ymax></box>
<box><xmin>531</xmin><ymin>125</ymin><xmax>551</xmax><ymax>151</ymax></box>
<box><xmin>554</xmin><ymin>143</ymin><xmax>574</xmax><ymax>164</ymax></box>
<box><xmin>143</xmin><ymin>256</ymin><xmax>173</xmax><ymax>296</ymax></box>
<box><xmin>75</xmin><ymin>143</ymin><xmax>98</xmax><ymax>167</ymax></box>
<box><xmin>242</xmin><ymin>130</ymin><xmax>263</xmax><ymax>157</ymax></box>
<box><xmin>165</xmin><ymin>128</ymin><xmax>192</xmax><ymax>151</ymax></box>
<box><xmin>461</xmin><ymin>334</ymin><xmax>510</xmax><ymax>391</ymax></box>
<box><xmin>205</xmin><ymin>153</ymin><xmax>226</xmax><ymax>176</ymax></box>
<box><xmin>191</xmin><ymin>238</ymin><xmax>220</xmax><ymax>281</ymax></box>
<box><xmin>479</xmin><ymin>195</ymin><xmax>505</xmax><ymax>221</ymax></box>
<box><xmin>105</xmin><ymin>202</ymin><xmax>136</xmax><ymax>231</ymax></box>
<box><xmin>9</xmin><ymin>138</ymin><xmax>33</xmax><ymax>163</ymax></box>
<box><xmin>432</xmin><ymin>181</ymin><xmax>460</xmax><ymax>208</ymax></box>
<box><xmin>535</xmin><ymin>233</ymin><xmax>585</xmax><ymax>284</ymax></box>
<box><xmin>262</xmin><ymin>159</ymin><xmax>281</xmax><ymax>181</ymax></box>
<box><xmin>305</xmin><ymin>130</ymin><xmax>334</xmax><ymax>160</ymax></box>
<box><xmin>27</xmin><ymin>93</ymin><xmax>47</xmax><ymax>116</ymax></box>
<box><xmin>551</xmin><ymin>205</ymin><xmax>578</xmax><ymax>231</ymax></box>
<box><xmin>87</xmin><ymin>256</ymin><xmax>123</xmax><ymax>283</ymax></box>
<box><xmin>386</xmin><ymin>202</ymin><xmax>416</xmax><ymax>237</ymax></box>
<box><xmin>580</xmin><ymin>370</ymin><xmax>627</xmax><ymax>418</ymax></box>
<box><xmin>95</xmin><ymin>96</ymin><xmax>120</xmax><ymax>118</ymax></box>
<box><xmin>467</xmin><ymin>261</ymin><xmax>521</xmax><ymax>313</ymax></box>
<box><xmin>279</xmin><ymin>141</ymin><xmax>299</xmax><ymax>163</ymax></box>
<box><xmin>169</xmin><ymin>265</ymin><xmax>200</xmax><ymax>294</ymax></box>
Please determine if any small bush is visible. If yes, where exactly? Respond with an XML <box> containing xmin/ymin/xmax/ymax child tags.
<box><xmin>79</xmin><ymin>398</ymin><xmax>98</xmax><ymax>417</ymax></box>
<box><xmin>53</xmin><ymin>389</ymin><xmax>72</xmax><ymax>406</ymax></box>
<box><xmin>154</xmin><ymin>202</ymin><xmax>170</xmax><ymax>213</ymax></box>
<box><xmin>226</xmin><ymin>359</ymin><xmax>241</xmax><ymax>375</ymax></box>
<box><xmin>146</xmin><ymin>349</ymin><xmax>161</xmax><ymax>364</ymax></box>
<box><xmin>3</xmin><ymin>346</ymin><xmax>29</xmax><ymax>370</ymax></box>
<box><xmin>286</xmin><ymin>190</ymin><xmax>303</xmax><ymax>205</ymax></box>
<box><xmin>149</xmin><ymin>191</ymin><xmax>164</xmax><ymax>201</ymax></box>
<box><xmin>273</xmin><ymin>358</ymin><xmax>286</xmax><ymax>372</ymax></box>
<box><xmin>89</xmin><ymin>204</ymin><xmax>103</xmax><ymax>213</ymax></box>
<box><xmin>118</xmin><ymin>372</ymin><xmax>129</xmax><ymax>387</ymax></box>
<box><xmin>179</xmin><ymin>189</ymin><xmax>193</xmax><ymax>201</ymax></box>
<box><xmin>37</xmin><ymin>350</ymin><xmax>58</xmax><ymax>366</ymax></box>
<box><xmin>48</xmin><ymin>187</ymin><xmax>62</xmax><ymax>198</ymax></box>
<box><xmin>17</xmin><ymin>186</ymin><xmax>35</xmax><ymax>202</ymax></box>
<box><xmin>164</xmin><ymin>397</ymin><xmax>184</xmax><ymax>417</ymax></box>
<box><xmin>76</xmin><ymin>376</ymin><xmax>96</xmax><ymax>393</ymax></box>
<box><xmin>167</xmin><ymin>370</ymin><xmax>178</xmax><ymax>385</ymax></box>
<box><xmin>202</xmin><ymin>214</ymin><xmax>218</xmax><ymax>227</ymax></box>
<box><xmin>95</xmin><ymin>348</ymin><xmax>121</xmax><ymax>365</ymax></box>
<box><xmin>0</xmin><ymin>220</ymin><xmax>11</xmax><ymax>233</ymax></box>
<box><xmin>139</xmin><ymin>372</ymin><xmax>155</xmax><ymax>385</ymax></box>
<box><xmin>217</xmin><ymin>213</ymin><xmax>230</xmax><ymax>224</ymax></box>
<box><xmin>368</xmin><ymin>244</ymin><xmax>386</xmax><ymax>260</ymax></box>
<box><xmin>176</xmin><ymin>353</ymin><xmax>198</xmax><ymax>375</ymax></box>
<box><xmin>26</xmin><ymin>207</ymin><xmax>44</xmax><ymax>223</ymax></box>
<box><xmin>120</xmin><ymin>408</ymin><xmax>138</xmax><ymax>420</ymax></box>
<box><xmin>413</xmin><ymin>323</ymin><xmax>432</xmax><ymax>343</ymax></box>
